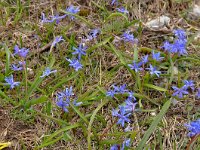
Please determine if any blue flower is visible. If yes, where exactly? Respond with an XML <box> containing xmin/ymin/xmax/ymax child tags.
<box><xmin>116</xmin><ymin>7</ymin><xmax>129</xmax><ymax>14</ymax></box>
<box><xmin>13</xmin><ymin>45</ymin><xmax>29</xmax><ymax>58</ymax></box>
<box><xmin>72</xmin><ymin>43</ymin><xmax>87</xmax><ymax>60</ymax></box>
<box><xmin>51</xmin><ymin>36</ymin><xmax>64</xmax><ymax>48</ymax></box>
<box><xmin>172</xmin><ymin>86</ymin><xmax>189</xmax><ymax>98</ymax></box>
<box><xmin>41</xmin><ymin>13</ymin><xmax>66</xmax><ymax>24</ymax></box>
<box><xmin>172</xmin><ymin>39</ymin><xmax>187</xmax><ymax>56</ymax></box>
<box><xmin>4</xmin><ymin>75</ymin><xmax>20</xmax><ymax>89</ymax></box>
<box><xmin>121</xmin><ymin>31</ymin><xmax>137</xmax><ymax>43</ymax></box>
<box><xmin>41</xmin><ymin>13</ymin><xmax>53</xmax><ymax>23</ymax></box>
<box><xmin>141</xmin><ymin>55</ymin><xmax>149</xmax><ymax>64</ymax></box>
<box><xmin>66</xmin><ymin>5</ymin><xmax>80</xmax><ymax>20</ymax></box>
<box><xmin>112</xmin><ymin>84</ymin><xmax>128</xmax><ymax>94</ymax></box>
<box><xmin>152</xmin><ymin>50</ymin><xmax>164</xmax><ymax>61</ymax></box>
<box><xmin>128</xmin><ymin>61</ymin><xmax>143</xmax><ymax>72</ymax></box>
<box><xmin>122</xmin><ymin>138</ymin><xmax>131</xmax><ymax>150</ymax></box>
<box><xmin>116</xmin><ymin>106</ymin><xmax>131</xmax><ymax>127</ymax></box>
<box><xmin>106</xmin><ymin>90</ymin><xmax>116</xmax><ymax>98</ymax></box>
<box><xmin>183</xmin><ymin>80</ymin><xmax>195</xmax><ymax>91</ymax></box>
<box><xmin>110</xmin><ymin>144</ymin><xmax>119</xmax><ymax>150</ymax></box>
<box><xmin>88</xmin><ymin>29</ymin><xmax>100</xmax><ymax>40</ymax></box>
<box><xmin>112</xmin><ymin>109</ymin><xmax>119</xmax><ymax>117</ymax></box>
<box><xmin>173</xmin><ymin>29</ymin><xmax>186</xmax><ymax>39</ymax></box>
<box><xmin>124</xmin><ymin>99</ymin><xmax>137</xmax><ymax>113</ymax></box>
<box><xmin>40</xmin><ymin>67</ymin><xmax>57</xmax><ymax>78</ymax></box>
<box><xmin>184</xmin><ymin>119</ymin><xmax>200</xmax><ymax>137</ymax></box>
<box><xmin>196</xmin><ymin>88</ymin><xmax>200</xmax><ymax>99</ymax></box>
<box><xmin>162</xmin><ymin>41</ymin><xmax>172</xmax><ymax>53</ymax></box>
<box><xmin>124</xmin><ymin>125</ymin><xmax>133</xmax><ymax>132</ymax></box>
<box><xmin>126</xmin><ymin>91</ymin><xmax>136</xmax><ymax>101</ymax></box>
<box><xmin>146</xmin><ymin>64</ymin><xmax>161</xmax><ymax>77</ymax></box>
<box><xmin>11</xmin><ymin>61</ymin><xmax>25</xmax><ymax>71</ymax></box>
<box><xmin>66</xmin><ymin>58</ymin><xmax>83</xmax><ymax>71</ymax></box>
<box><xmin>56</xmin><ymin>99</ymin><xmax>69</xmax><ymax>112</ymax></box>
<box><xmin>51</xmin><ymin>14</ymin><xmax>66</xmax><ymax>24</ymax></box>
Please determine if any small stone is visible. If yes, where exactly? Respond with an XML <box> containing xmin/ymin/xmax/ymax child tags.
<box><xmin>145</xmin><ymin>16</ymin><xmax>170</xmax><ymax>30</ymax></box>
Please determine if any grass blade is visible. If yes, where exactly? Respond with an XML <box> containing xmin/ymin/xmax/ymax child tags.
<box><xmin>136</xmin><ymin>100</ymin><xmax>171</xmax><ymax>150</ymax></box>
<box><xmin>87</xmin><ymin>99</ymin><xmax>109</xmax><ymax>150</ymax></box>
<box><xmin>144</xmin><ymin>83</ymin><xmax>167</xmax><ymax>92</ymax></box>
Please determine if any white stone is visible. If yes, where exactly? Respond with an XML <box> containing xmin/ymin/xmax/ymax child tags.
<box><xmin>145</xmin><ymin>16</ymin><xmax>170</xmax><ymax>30</ymax></box>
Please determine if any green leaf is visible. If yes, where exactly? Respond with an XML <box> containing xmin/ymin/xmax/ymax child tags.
<box><xmin>87</xmin><ymin>37</ymin><xmax>112</xmax><ymax>54</ymax></box>
<box><xmin>24</xmin><ymin>95</ymin><xmax>48</xmax><ymax>109</ymax></box>
<box><xmin>136</xmin><ymin>100</ymin><xmax>171</xmax><ymax>150</ymax></box>
<box><xmin>69</xmin><ymin>102</ymin><xmax>89</xmax><ymax>124</ymax></box>
<box><xmin>144</xmin><ymin>84</ymin><xmax>167</xmax><ymax>92</ymax></box>
<box><xmin>61</xmin><ymin>9</ymin><xmax>94</xmax><ymax>27</ymax></box>
<box><xmin>87</xmin><ymin>99</ymin><xmax>109</xmax><ymax>150</ymax></box>
<box><xmin>3</xmin><ymin>44</ymin><xmax>10</xmax><ymax>76</ymax></box>
<box><xmin>105</xmin><ymin>12</ymin><xmax>128</xmax><ymax>22</ymax></box>
<box><xmin>42</xmin><ymin>123</ymin><xmax>79</xmax><ymax>143</ymax></box>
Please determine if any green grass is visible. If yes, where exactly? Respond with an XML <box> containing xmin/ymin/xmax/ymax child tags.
<box><xmin>0</xmin><ymin>0</ymin><xmax>200</xmax><ymax>150</ymax></box>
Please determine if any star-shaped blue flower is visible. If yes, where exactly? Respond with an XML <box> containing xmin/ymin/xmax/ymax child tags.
<box><xmin>172</xmin><ymin>86</ymin><xmax>188</xmax><ymax>98</ymax></box>
<box><xmin>72</xmin><ymin>43</ymin><xmax>87</xmax><ymax>60</ymax></box>
<box><xmin>146</xmin><ymin>64</ymin><xmax>161</xmax><ymax>77</ymax></box>
<box><xmin>66</xmin><ymin>58</ymin><xmax>83</xmax><ymax>71</ymax></box>
<box><xmin>4</xmin><ymin>75</ymin><xmax>20</xmax><ymax>89</ymax></box>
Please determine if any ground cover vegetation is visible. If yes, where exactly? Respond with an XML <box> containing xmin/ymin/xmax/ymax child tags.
<box><xmin>0</xmin><ymin>0</ymin><xmax>200</xmax><ymax>149</ymax></box>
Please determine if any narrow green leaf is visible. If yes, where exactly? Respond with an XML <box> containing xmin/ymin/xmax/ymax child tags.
<box><xmin>105</xmin><ymin>12</ymin><xmax>128</xmax><ymax>22</ymax></box>
<box><xmin>61</xmin><ymin>10</ymin><xmax>94</xmax><ymax>27</ymax></box>
<box><xmin>87</xmin><ymin>37</ymin><xmax>112</xmax><ymax>54</ymax></box>
<box><xmin>87</xmin><ymin>99</ymin><xmax>109</xmax><ymax>150</ymax></box>
<box><xmin>3</xmin><ymin>44</ymin><xmax>10</xmax><ymax>76</ymax></box>
<box><xmin>144</xmin><ymin>83</ymin><xmax>167</xmax><ymax>92</ymax></box>
<box><xmin>136</xmin><ymin>100</ymin><xmax>171</xmax><ymax>150</ymax></box>
<box><xmin>24</xmin><ymin>95</ymin><xmax>48</xmax><ymax>109</ymax></box>
<box><xmin>69</xmin><ymin>102</ymin><xmax>89</xmax><ymax>124</ymax></box>
<box><xmin>43</xmin><ymin>123</ymin><xmax>79</xmax><ymax>143</ymax></box>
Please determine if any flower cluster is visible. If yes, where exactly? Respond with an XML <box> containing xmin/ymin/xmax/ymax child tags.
<box><xmin>163</xmin><ymin>29</ymin><xmax>187</xmax><ymax>56</ymax></box>
<box><xmin>11</xmin><ymin>61</ymin><xmax>25</xmax><ymax>71</ymax></box>
<box><xmin>185</xmin><ymin>119</ymin><xmax>200</xmax><ymax>137</ymax></box>
<box><xmin>121</xmin><ymin>30</ymin><xmax>137</xmax><ymax>44</ymax></box>
<box><xmin>128</xmin><ymin>50</ymin><xmax>163</xmax><ymax>77</ymax></box>
<box><xmin>56</xmin><ymin>86</ymin><xmax>82</xmax><ymax>112</ymax></box>
<box><xmin>107</xmin><ymin>84</ymin><xmax>137</xmax><ymax>127</ymax></box>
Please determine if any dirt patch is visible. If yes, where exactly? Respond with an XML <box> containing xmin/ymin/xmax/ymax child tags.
<box><xmin>0</xmin><ymin>106</ymin><xmax>38</xmax><ymax>150</ymax></box>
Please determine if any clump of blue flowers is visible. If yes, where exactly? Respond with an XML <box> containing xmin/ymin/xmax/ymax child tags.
<box><xmin>185</xmin><ymin>119</ymin><xmax>200</xmax><ymax>137</ymax></box>
<box><xmin>163</xmin><ymin>29</ymin><xmax>187</xmax><ymax>56</ymax></box>
<box><xmin>56</xmin><ymin>86</ymin><xmax>82</xmax><ymax>112</ymax></box>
